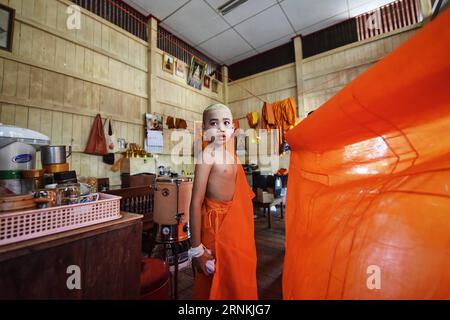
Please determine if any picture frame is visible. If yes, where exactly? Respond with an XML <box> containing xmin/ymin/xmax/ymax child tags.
<box><xmin>211</xmin><ymin>79</ymin><xmax>219</xmax><ymax>93</ymax></box>
<box><xmin>146</xmin><ymin>113</ymin><xmax>163</xmax><ymax>131</ymax></box>
<box><xmin>162</xmin><ymin>53</ymin><xmax>174</xmax><ymax>74</ymax></box>
<box><xmin>175</xmin><ymin>60</ymin><xmax>185</xmax><ymax>78</ymax></box>
<box><xmin>204</xmin><ymin>75</ymin><xmax>211</xmax><ymax>88</ymax></box>
<box><xmin>0</xmin><ymin>4</ymin><xmax>15</xmax><ymax>52</ymax></box>
<box><xmin>187</xmin><ymin>56</ymin><xmax>207</xmax><ymax>90</ymax></box>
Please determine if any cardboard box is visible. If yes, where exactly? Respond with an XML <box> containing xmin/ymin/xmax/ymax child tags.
<box><xmin>257</xmin><ymin>188</ymin><xmax>274</xmax><ymax>204</ymax></box>
<box><xmin>121</xmin><ymin>158</ymin><xmax>156</xmax><ymax>175</ymax></box>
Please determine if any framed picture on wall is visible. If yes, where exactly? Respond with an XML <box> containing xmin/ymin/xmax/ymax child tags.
<box><xmin>175</xmin><ymin>60</ymin><xmax>185</xmax><ymax>78</ymax></box>
<box><xmin>162</xmin><ymin>53</ymin><xmax>175</xmax><ymax>74</ymax></box>
<box><xmin>187</xmin><ymin>56</ymin><xmax>206</xmax><ymax>90</ymax></box>
<box><xmin>0</xmin><ymin>4</ymin><xmax>15</xmax><ymax>52</ymax></box>
<box><xmin>204</xmin><ymin>75</ymin><xmax>211</xmax><ymax>88</ymax></box>
<box><xmin>146</xmin><ymin>113</ymin><xmax>163</xmax><ymax>131</ymax></box>
<box><xmin>211</xmin><ymin>79</ymin><xmax>219</xmax><ymax>93</ymax></box>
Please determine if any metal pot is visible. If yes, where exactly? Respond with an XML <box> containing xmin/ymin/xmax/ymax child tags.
<box><xmin>41</xmin><ymin>145</ymin><xmax>72</xmax><ymax>166</ymax></box>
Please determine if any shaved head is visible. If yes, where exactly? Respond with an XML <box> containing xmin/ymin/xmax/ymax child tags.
<box><xmin>203</xmin><ymin>103</ymin><xmax>232</xmax><ymax>124</ymax></box>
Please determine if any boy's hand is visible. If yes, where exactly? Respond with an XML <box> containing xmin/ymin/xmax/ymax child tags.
<box><xmin>193</xmin><ymin>251</ymin><xmax>214</xmax><ymax>276</ymax></box>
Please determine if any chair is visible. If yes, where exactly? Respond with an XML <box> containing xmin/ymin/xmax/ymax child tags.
<box><xmin>105</xmin><ymin>186</ymin><xmax>154</xmax><ymax>231</ymax></box>
<box><xmin>140</xmin><ymin>258</ymin><xmax>171</xmax><ymax>300</ymax></box>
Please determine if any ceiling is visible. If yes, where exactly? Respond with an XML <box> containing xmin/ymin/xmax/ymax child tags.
<box><xmin>123</xmin><ymin>0</ymin><xmax>395</xmax><ymax>65</ymax></box>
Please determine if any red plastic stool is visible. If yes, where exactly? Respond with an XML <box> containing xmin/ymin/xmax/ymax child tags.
<box><xmin>140</xmin><ymin>258</ymin><xmax>171</xmax><ymax>300</ymax></box>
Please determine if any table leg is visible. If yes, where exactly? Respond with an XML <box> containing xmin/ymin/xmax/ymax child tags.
<box><xmin>267</xmin><ymin>205</ymin><xmax>271</xmax><ymax>229</ymax></box>
<box><xmin>280</xmin><ymin>203</ymin><xmax>284</xmax><ymax>219</ymax></box>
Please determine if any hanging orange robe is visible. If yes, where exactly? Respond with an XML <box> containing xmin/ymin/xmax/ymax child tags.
<box><xmin>193</xmin><ymin>162</ymin><xmax>258</xmax><ymax>300</ymax></box>
<box><xmin>283</xmin><ymin>10</ymin><xmax>450</xmax><ymax>299</ymax></box>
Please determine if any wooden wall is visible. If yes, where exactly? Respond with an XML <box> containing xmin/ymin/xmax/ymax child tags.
<box><xmin>228</xmin><ymin>63</ymin><xmax>296</xmax><ymax>170</ymax></box>
<box><xmin>228</xmin><ymin>63</ymin><xmax>297</xmax><ymax>130</ymax></box>
<box><xmin>0</xmin><ymin>0</ymin><xmax>147</xmax><ymax>186</ymax></box>
<box><xmin>302</xmin><ymin>25</ymin><xmax>420</xmax><ymax>116</ymax></box>
<box><xmin>0</xmin><ymin>0</ymin><xmax>421</xmax><ymax>181</ymax></box>
<box><xmin>151</xmin><ymin>49</ymin><xmax>224</xmax><ymax>175</ymax></box>
<box><xmin>228</xmin><ymin>25</ymin><xmax>421</xmax><ymax>169</ymax></box>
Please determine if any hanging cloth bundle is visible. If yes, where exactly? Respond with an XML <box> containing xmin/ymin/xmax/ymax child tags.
<box><xmin>261</xmin><ymin>96</ymin><xmax>298</xmax><ymax>152</ymax></box>
<box><xmin>84</xmin><ymin>114</ymin><xmax>108</xmax><ymax>156</ymax></box>
<box><xmin>246</xmin><ymin>112</ymin><xmax>259</xmax><ymax>143</ymax></box>
<box><xmin>102</xmin><ymin>117</ymin><xmax>118</xmax><ymax>164</ymax></box>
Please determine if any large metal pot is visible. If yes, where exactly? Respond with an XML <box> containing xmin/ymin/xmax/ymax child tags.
<box><xmin>40</xmin><ymin>145</ymin><xmax>72</xmax><ymax>166</ymax></box>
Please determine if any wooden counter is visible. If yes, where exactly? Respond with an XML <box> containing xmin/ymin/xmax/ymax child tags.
<box><xmin>0</xmin><ymin>212</ymin><xmax>143</xmax><ymax>300</ymax></box>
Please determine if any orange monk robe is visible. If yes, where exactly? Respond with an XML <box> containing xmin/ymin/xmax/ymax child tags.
<box><xmin>283</xmin><ymin>10</ymin><xmax>450</xmax><ymax>299</ymax></box>
<box><xmin>261</xmin><ymin>97</ymin><xmax>298</xmax><ymax>152</ymax></box>
<box><xmin>193</xmin><ymin>161</ymin><xmax>258</xmax><ymax>300</ymax></box>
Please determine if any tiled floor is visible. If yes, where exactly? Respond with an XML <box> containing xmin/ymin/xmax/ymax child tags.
<box><xmin>175</xmin><ymin>206</ymin><xmax>285</xmax><ymax>300</ymax></box>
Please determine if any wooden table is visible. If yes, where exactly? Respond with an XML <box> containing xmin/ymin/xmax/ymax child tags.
<box><xmin>0</xmin><ymin>212</ymin><xmax>142</xmax><ymax>299</ymax></box>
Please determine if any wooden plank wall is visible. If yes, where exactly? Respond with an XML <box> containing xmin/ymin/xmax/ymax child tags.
<box><xmin>228</xmin><ymin>63</ymin><xmax>297</xmax><ymax>130</ymax></box>
<box><xmin>228</xmin><ymin>64</ymin><xmax>296</xmax><ymax>171</ymax></box>
<box><xmin>0</xmin><ymin>0</ymin><xmax>148</xmax><ymax>186</ymax></box>
<box><xmin>227</xmin><ymin>25</ymin><xmax>420</xmax><ymax>169</ymax></box>
<box><xmin>302</xmin><ymin>26</ymin><xmax>419</xmax><ymax>116</ymax></box>
<box><xmin>152</xmin><ymin>49</ymin><xmax>224</xmax><ymax>175</ymax></box>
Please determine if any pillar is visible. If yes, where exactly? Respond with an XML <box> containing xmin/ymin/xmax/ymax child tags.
<box><xmin>221</xmin><ymin>65</ymin><xmax>229</xmax><ymax>105</ymax></box>
<box><xmin>293</xmin><ymin>35</ymin><xmax>305</xmax><ymax>119</ymax></box>
<box><xmin>147</xmin><ymin>17</ymin><xmax>158</xmax><ymax>113</ymax></box>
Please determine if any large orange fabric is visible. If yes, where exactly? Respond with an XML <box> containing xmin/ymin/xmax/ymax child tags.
<box><xmin>283</xmin><ymin>10</ymin><xmax>450</xmax><ymax>299</ymax></box>
<box><xmin>193</xmin><ymin>163</ymin><xmax>258</xmax><ymax>300</ymax></box>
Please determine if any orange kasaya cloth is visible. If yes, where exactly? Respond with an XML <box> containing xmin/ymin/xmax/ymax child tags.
<box><xmin>283</xmin><ymin>10</ymin><xmax>450</xmax><ymax>299</ymax></box>
<box><xmin>261</xmin><ymin>96</ymin><xmax>298</xmax><ymax>151</ymax></box>
<box><xmin>193</xmin><ymin>161</ymin><xmax>258</xmax><ymax>300</ymax></box>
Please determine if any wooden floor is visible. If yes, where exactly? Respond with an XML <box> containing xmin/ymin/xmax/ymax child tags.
<box><xmin>176</xmin><ymin>206</ymin><xmax>285</xmax><ymax>300</ymax></box>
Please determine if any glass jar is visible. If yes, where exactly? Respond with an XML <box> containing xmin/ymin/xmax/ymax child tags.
<box><xmin>56</xmin><ymin>182</ymin><xmax>80</xmax><ymax>206</ymax></box>
<box><xmin>33</xmin><ymin>188</ymin><xmax>56</xmax><ymax>209</ymax></box>
<box><xmin>22</xmin><ymin>170</ymin><xmax>44</xmax><ymax>193</ymax></box>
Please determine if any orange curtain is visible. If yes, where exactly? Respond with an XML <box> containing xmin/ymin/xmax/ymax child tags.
<box><xmin>283</xmin><ymin>10</ymin><xmax>450</xmax><ymax>299</ymax></box>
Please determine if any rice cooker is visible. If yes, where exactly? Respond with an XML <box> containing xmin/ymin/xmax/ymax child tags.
<box><xmin>0</xmin><ymin>124</ymin><xmax>50</xmax><ymax>170</ymax></box>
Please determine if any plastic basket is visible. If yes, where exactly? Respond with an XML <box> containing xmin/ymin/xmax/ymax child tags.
<box><xmin>0</xmin><ymin>193</ymin><xmax>122</xmax><ymax>246</ymax></box>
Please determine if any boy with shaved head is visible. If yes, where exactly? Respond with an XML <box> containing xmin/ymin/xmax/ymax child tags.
<box><xmin>189</xmin><ymin>103</ymin><xmax>258</xmax><ymax>300</ymax></box>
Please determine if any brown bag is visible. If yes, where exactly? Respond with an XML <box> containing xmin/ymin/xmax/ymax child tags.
<box><xmin>166</xmin><ymin>116</ymin><xmax>175</xmax><ymax>129</ymax></box>
<box><xmin>84</xmin><ymin>114</ymin><xmax>108</xmax><ymax>155</ymax></box>
<box><xmin>175</xmin><ymin>118</ymin><xmax>187</xmax><ymax>129</ymax></box>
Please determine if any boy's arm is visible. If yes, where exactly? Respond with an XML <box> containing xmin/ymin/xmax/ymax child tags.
<box><xmin>190</xmin><ymin>162</ymin><xmax>212</xmax><ymax>248</ymax></box>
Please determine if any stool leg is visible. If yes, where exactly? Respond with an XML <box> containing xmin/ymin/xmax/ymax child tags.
<box><xmin>171</xmin><ymin>243</ymin><xmax>179</xmax><ymax>300</ymax></box>
<box><xmin>267</xmin><ymin>206</ymin><xmax>271</xmax><ymax>229</ymax></box>
<box><xmin>148</xmin><ymin>236</ymin><xmax>156</xmax><ymax>258</ymax></box>
<box><xmin>280</xmin><ymin>203</ymin><xmax>284</xmax><ymax>219</ymax></box>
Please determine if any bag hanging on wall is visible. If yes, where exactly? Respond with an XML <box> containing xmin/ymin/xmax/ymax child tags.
<box><xmin>103</xmin><ymin>117</ymin><xmax>118</xmax><ymax>153</ymax></box>
<box><xmin>84</xmin><ymin>114</ymin><xmax>108</xmax><ymax>156</ymax></box>
<box><xmin>102</xmin><ymin>117</ymin><xmax>118</xmax><ymax>165</ymax></box>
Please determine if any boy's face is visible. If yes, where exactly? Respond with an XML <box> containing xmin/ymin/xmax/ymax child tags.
<box><xmin>203</xmin><ymin>108</ymin><xmax>234</xmax><ymax>145</ymax></box>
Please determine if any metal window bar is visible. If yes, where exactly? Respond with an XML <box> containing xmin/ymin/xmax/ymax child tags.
<box><xmin>157</xmin><ymin>26</ymin><xmax>221</xmax><ymax>79</ymax></box>
<box><xmin>71</xmin><ymin>0</ymin><xmax>148</xmax><ymax>41</ymax></box>
<box><xmin>356</xmin><ymin>0</ymin><xmax>422</xmax><ymax>41</ymax></box>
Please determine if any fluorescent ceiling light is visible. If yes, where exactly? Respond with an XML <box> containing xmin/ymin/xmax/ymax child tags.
<box><xmin>217</xmin><ymin>0</ymin><xmax>249</xmax><ymax>16</ymax></box>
